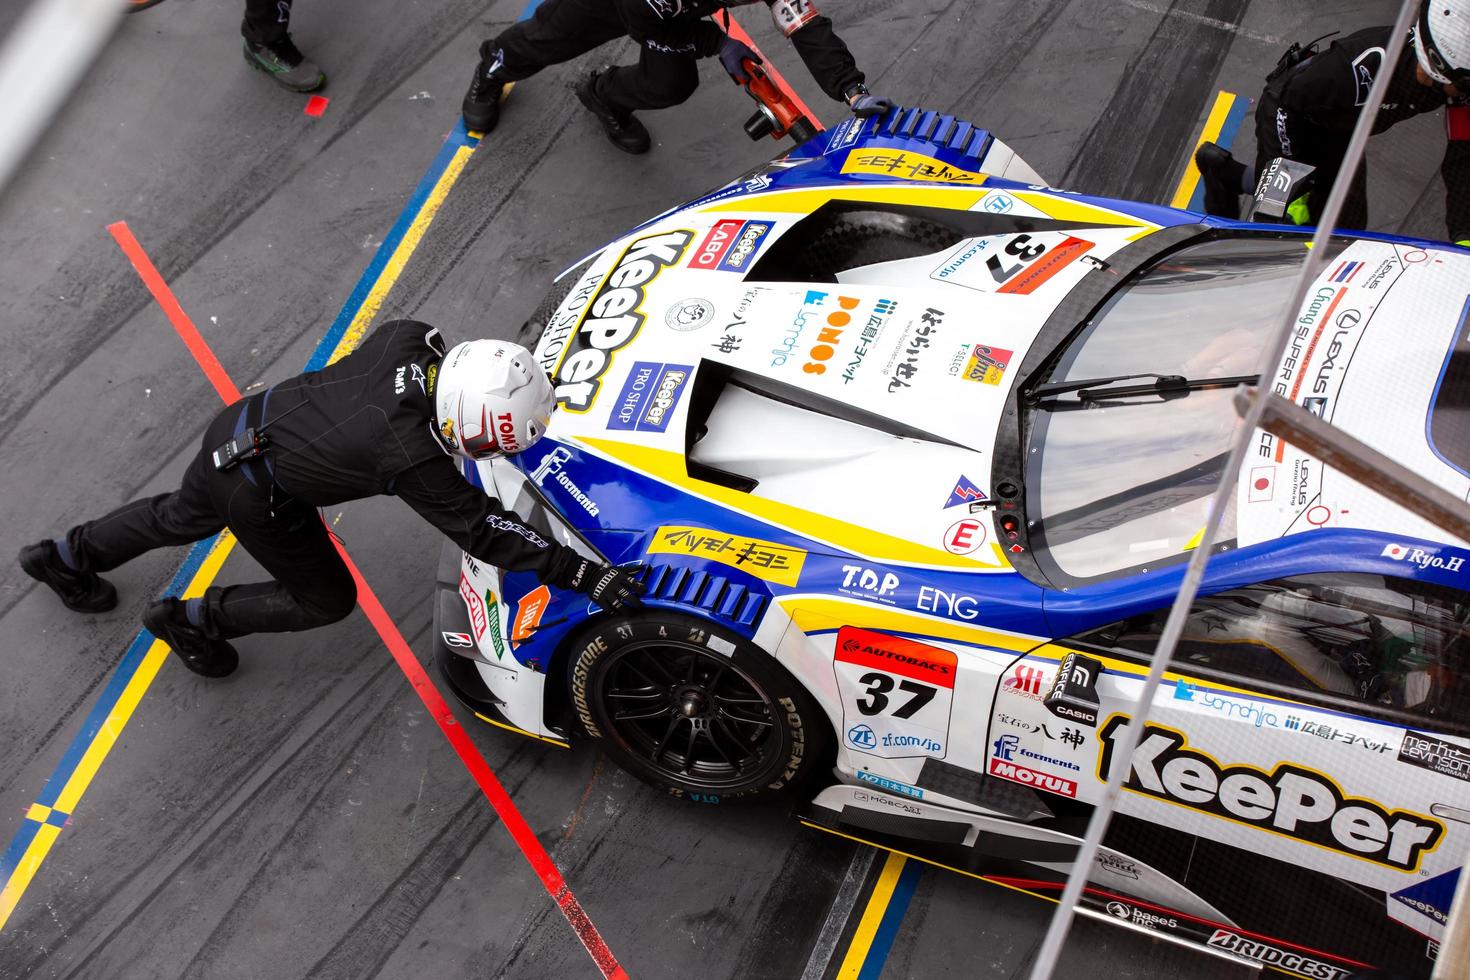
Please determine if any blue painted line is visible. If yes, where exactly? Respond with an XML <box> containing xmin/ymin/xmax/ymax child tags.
<box><xmin>305</xmin><ymin>124</ymin><xmax>479</xmax><ymax>371</ymax></box>
<box><xmin>2</xmin><ymin>0</ymin><xmax>545</xmax><ymax>908</ymax></box>
<box><xmin>0</xmin><ymin>538</ymin><xmax>213</xmax><ymax>881</ymax></box>
<box><xmin>1187</xmin><ymin>96</ymin><xmax>1252</xmax><ymax>213</ymax></box>
<box><xmin>858</xmin><ymin>859</ymin><xmax>924</xmax><ymax>980</ymax></box>
<box><xmin>0</xmin><ymin>822</ymin><xmax>41</xmax><ymax>885</ymax></box>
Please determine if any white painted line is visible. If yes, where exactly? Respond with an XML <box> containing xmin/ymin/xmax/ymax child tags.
<box><xmin>1117</xmin><ymin>0</ymin><xmax>1284</xmax><ymax>46</ymax></box>
<box><xmin>801</xmin><ymin>845</ymin><xmax>878</xmax><ymax>980</ymax></box>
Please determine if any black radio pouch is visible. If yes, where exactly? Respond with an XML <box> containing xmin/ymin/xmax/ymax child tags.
<box><xmin>211</xmin><ymin>427</ymin><xmax>268</xmax><ymax>472</ymax></box>
<box><xmin>1266</xmin><ymin>31</ymin><xmax>1338</xmax><ymax>84</ymax></box>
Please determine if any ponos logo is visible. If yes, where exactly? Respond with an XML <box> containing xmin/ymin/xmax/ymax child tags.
<box><xmin>803</xmin><ymin>295</ymin><xmax>860</xmax><ymax>375</ymax></box>
<box><xmin>554</xmin><ymin>230</ymin><xmax>692</xmax><ymax>411</ymax></box>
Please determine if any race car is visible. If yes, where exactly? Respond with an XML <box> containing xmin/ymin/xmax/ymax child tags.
<box><xmin>433</xmin><ymin>106</ymin><xmax>1470</xmax><ymax>978</ymax></box>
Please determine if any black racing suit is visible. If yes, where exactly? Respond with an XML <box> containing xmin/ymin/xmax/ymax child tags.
<box><xmin>63</xmin><ymin>320</ymin><xmax>581</xmax><ymax>639</ymax></box>
<box><xmin>479</xmin><ymin>0</ymin><xmax>864</xmax><ymax>114</ymax></box>
<box><xmin>242</xmin><ymin>0</ymin><xmax>292</xmax><ymax>47</ymax></box>
<box><xmin>1253</xmin><ymin>26</ymin><xmax>1470</xmax><ymax>239</ymax></box>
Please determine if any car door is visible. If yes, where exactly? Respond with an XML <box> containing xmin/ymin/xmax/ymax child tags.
<box><xmin>1034</xmin><ymin>571</ymin><xmax>1469</xmax><ymax>972</ymax></box>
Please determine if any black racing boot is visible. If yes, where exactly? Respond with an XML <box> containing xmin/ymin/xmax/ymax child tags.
<box><xmin>461</xmin><ymin>57</ymin><xmax>506</xmax><ymax>133</ymax></box>
<box><xmin>143</xmin><ymin>598</ymin><xmax>239</xmax><ymax>678</ymax></box>
<box><xmin>244</xmin><ymin>35</ymin><xmax>325</xmax><ymax>93</ymax></box>
<box><xmin>575</xmin><ymin>72</ymin><xmax>651</xmax><ymax>155</ymax></box>
<box><xmin>1195</xmin><ymin>141</ymin><xmax>1247</xmax><ymax>220</ymax></box>
<box><xmin>19</xmin><ymin>540</ymin><xmax>117</xmax><ymax>613</ymax></box>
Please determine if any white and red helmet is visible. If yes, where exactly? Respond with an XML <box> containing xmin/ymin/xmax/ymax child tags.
<box><xmin>1416</xmin><ymin>0</ymin><xmax>1470</xmax><ymax>88</ymax></box>
<box><xmin>434</xmin><ymin>339</ymin><xmax>554</xmax><ymax>460</ymax></box>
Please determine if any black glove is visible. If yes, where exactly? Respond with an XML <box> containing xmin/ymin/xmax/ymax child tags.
<box><xmin>719</xmin><ymin>35</ymin><xmax>762</xmax><ymax>83</ymax></box>
<box><xmin>849</xmin><ymin>92</ymin><xmax>895</xmax><ymax>118</ymax></box>
<box><xmin>569</xmin><ymin>559</ymin><xmax>644</xmax><ymax>613</ymax></box>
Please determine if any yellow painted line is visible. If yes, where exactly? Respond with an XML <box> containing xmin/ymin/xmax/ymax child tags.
<box><xmin>326</xmin><ymin>143</ymin><xmax>476</xmax><ymax>366</ymax></box>
<box><xmin>472</xmin><ymin>711</ymin><xmax>570</xmax><ymax>749</ymax></box>
<box><xmin>800</xmin><ymin>822</ymin><xmax>1061</xmax><ymax>904</ymax></box>
<box><xmin>835</xmin><ymin>850</ymin><xmax>908</xmax><ymax>980</ymax></box>
<box><xmin>2</xmin><ymin>124</ymin><xmax>482</xmax><ymax>935</ymax></box>
<box><xmin>1170</xmin><ymin>90</ymin><xmax>1238</xmax><ymax>209</ymax></box>
<box><xmin>0</xmin><ymin>533</ymin><xmax>236</xmax><ymax>929</ymax></box>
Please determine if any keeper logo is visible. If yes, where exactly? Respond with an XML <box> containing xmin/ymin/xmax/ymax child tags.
<box><xmin>554</xmin><ymin>230</ymin><xmax>692</xmax><ymax>411</ymax></box>
<box><xmin>1098</xmin><ymin>716</ymin><xmax>1442</xmax><ymax>872</ymax></box>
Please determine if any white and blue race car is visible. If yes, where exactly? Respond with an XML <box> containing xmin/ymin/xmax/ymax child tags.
<box><xmin>435</xmin><ymin>107</ymin><xmax>1470</xmax><ymax>978</ymax></box>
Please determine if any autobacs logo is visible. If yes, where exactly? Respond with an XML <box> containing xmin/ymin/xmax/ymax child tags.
<box><xmin>1098</xmin><ymin>717</ymin><xmax>1443</xmax><ymax>872</ymax></box>
<box><xmin>554</xmin><ymin>230</ymin><xmax>692</xmax><ymax>411</ymax></box>
<box><xmin>1206</xmin><ymin>930</ymin><xmax>1350</xmax><ymax>980</ymax></box>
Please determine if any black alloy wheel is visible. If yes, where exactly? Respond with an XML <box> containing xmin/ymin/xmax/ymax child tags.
<box><xmin>568</xmin><ymin>613</ymin><xmax>826</xmax><ymax>803</ymax></box>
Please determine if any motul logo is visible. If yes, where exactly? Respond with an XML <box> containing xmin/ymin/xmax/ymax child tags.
<box><xmin>989</xmin><ymin>758</ymin><xmax>1077</xmax><ymax>797</ymax></box>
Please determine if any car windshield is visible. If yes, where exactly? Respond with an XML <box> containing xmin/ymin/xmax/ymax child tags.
<box><xmin>1025</xmin><ymin>236</ymin><xmax>1345</xmax><ymax>582</ymax></box>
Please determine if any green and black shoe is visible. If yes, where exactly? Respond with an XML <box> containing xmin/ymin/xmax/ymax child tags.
<box><xmin>244</xmin><ymin>35</ymin><xmax>325</xmax><ymax>93</ymax></box>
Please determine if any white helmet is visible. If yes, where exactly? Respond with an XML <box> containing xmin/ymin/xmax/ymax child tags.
<box><xmin>434</xmin><ymin>339</ymin><xmax>554</xmax><ymax>460</ymax></box>
<box><xmin>1416</xmin><ymin>0</ymin><xmax>1470</xmax><ymax>87</ymax></box>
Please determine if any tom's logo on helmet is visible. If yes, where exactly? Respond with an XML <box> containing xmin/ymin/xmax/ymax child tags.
<box><xmin>435</xmin><ymin>340</ymin><xmax>554</xmax><ymax>461</ymax></box>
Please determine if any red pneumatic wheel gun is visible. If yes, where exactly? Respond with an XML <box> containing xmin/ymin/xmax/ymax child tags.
<box><xmin>737</xmin><ymin>58</ymin><xmax>818</xmax><ymax>145</ymax></box>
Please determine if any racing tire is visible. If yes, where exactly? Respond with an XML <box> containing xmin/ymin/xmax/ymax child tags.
<box><xmin>567</xmin><ymin>612</ymin><xmax>827</xmax><ymax>804</ymax></box>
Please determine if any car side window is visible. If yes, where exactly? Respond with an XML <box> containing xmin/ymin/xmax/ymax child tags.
<box><xmin>1072</xmin><ymin>573</ymin><xmax>1470</xmax><ymax>726</ymax></box>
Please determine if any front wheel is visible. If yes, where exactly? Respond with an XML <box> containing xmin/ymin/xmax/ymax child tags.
<box><xmin>567</xmin><ymin>613</ymin><xmax>827</xmax><ymax>803</ymax></box>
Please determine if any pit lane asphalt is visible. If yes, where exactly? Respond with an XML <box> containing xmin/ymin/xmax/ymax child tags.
<box><xmin>0</xmin><ymin>0</ymin><xmax>1420</xmax><ymax>977</ymax></box>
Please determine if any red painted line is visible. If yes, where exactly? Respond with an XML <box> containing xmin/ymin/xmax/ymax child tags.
<box><xmin>304</xmin><ymin>95</ymin><xmax>329</xmax><ymax>117</ymax></box>
<box><xmin>335</xmin><ymin>544</ymin><xmax>628</xmax><ymax>980</ymax></box>
<box><xmin>107</xmin><ymin>222</ymin><xmax>241</xmax><ymax>404</ymax></box>
<box><xmin>113</xmin><ymin>227</ymin><xmax>628</xmax><ymax>978</ymax></box>
<box><xmin>723</xmin><ymin>12</ymin><xmax>824</xmax><ymax>131</ymax></box>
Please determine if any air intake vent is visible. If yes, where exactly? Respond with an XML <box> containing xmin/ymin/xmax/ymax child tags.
<box><xmin>641</xmin><ymin>564</ymin><xmax>769</xmax><ymax>628</ymax></box>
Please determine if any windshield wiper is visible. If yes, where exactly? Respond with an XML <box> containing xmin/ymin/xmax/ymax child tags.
<box><xmin>1025</xmin><ymin>373</ymin><xmax>1259</xmax><ymax>404</ymax></box>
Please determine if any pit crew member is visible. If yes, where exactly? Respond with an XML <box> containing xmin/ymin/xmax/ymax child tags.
<box><xmin>460</xmin><ymin>0</ymin><xmax>893</xmax><ymax>153</ymax></box>
<box><xmin>1196</xmin><ymin>0</ymin><xmax>1470</xmax><ymax>242</ymax></box>
<box><xmin>19</xmin><ymin>323</ymin><xmax>642</xmax><ymax>677</ymax></box>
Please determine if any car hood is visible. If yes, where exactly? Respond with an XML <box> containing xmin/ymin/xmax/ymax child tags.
<box><xmin>531</xmin><ymin>181</ymin><xmax>1160</xmax><ymax>570</ymax></box>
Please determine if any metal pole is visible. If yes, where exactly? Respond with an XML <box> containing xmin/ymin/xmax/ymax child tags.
<box><xmin>1027</xmin><ymin>1</ymin><xmax>1421</xmax><ymax>975</ymax></box>
<box><xmin>0</xmin><ymin>0</ymin><xmax>122</xmax><ymax>197</ymax></box>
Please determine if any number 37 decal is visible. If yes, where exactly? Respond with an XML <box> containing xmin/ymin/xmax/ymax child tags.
<box><xmin>834</xmin><ymin>627</ymin><xmax>956</xmax><ymax>760</ymax></box>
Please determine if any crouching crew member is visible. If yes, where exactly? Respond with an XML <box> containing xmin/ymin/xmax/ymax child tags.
<box><xmin>19</xmin><ymin>322</ymin><xmax>641</xmax><ymax>677</ymax></box>
<box><xmin>1197</xmin><ymin>0</ymin><xmax>1470</xmax><ymax>243</ymax></box>
<box><xmin>461</xmin><ymin>0</ymin><xmax>893</xmax><ymax>153</ymax></box>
